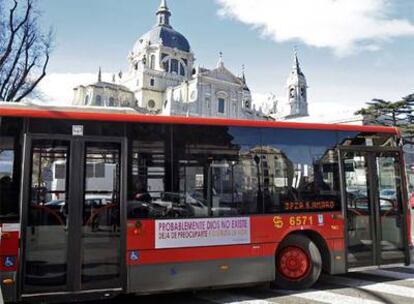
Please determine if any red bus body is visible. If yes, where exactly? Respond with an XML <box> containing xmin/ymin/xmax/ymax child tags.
<box><xmin>0</xmin><ymin>103</ymin><xmax>412</xmax><ymax>303</ymax></box>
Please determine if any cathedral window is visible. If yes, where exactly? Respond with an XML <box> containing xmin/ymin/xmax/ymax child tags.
<box><xmin>245</xmin><ymin>100</ymin><xmax>250</xmax><ymax>109</ymax></box>
<box><xmin>289</xmin><ymin>88</ymin><xmax>295</xmax><ymax>98</ymax></box>
<box><xmin>163</xmin><ymin>60</ymin><xmax>169</xmax><ymax>72</ymax></box>
<box><xmin>301</xmin><ymin>87</ymin><xmax>306</xmax><ymax>98</ymax></box>
<box><xmin>109</xmin><ymin>97</ymin><xmax>115</xmax><ymax>107</ymax></box>
<box><xmin>95</xmin><ymin>95</ymin><xmax>102</xmax><ymax>106</ymax></box>
<box><xmin>148</xmin><ymin>100</ymin><xmax>156</xmax><ymax>109</ymax></box>
<box><xmin>218</xmin><ymin>98</ymin><xmax>225</xmax><ymax>114</ymax></box>
<box><xmin>150</xmin><ymin>78</ymin><xmax>155</xmax><ymax>87</ymax></box>
<box><xmin>180</xmin><ymin>63</ymin><xmax>186</xmax><ymax>76</ymax></box>
<box><xmin>150</xmin><ymin>55</ymin><xmax>156</xmax><ymax>69</ymax></box>
<box><xmin>134</xmin><ymin>63</ymin><xmax>139</xmax><ymax>70</ymax></box>
<box><xmin>171</xmin><ymin>59</ymin><xmax>179</xmax><ymax>74</ymax></box>
<box><xmin>84</xmin><ymin>95</ymin><xmax>89</xmax><ymax>105</ymax></box>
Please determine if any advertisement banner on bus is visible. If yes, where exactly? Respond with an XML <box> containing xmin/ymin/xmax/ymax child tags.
<box><xmin>155</xmin><ymin>217</ymin><xmax>250</xmax><ymax>249</ymax></box>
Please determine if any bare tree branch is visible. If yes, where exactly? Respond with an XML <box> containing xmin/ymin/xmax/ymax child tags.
<box><xmin>0</xmin><ymin>0</ymin><xmax>52</xmax><ymax>102</ymax></box>
<box><xmin>0</xmin><ymin>20</ymin><xmax>31</xmax><ymax>97</ymax></box>
<box><xmin>15</xmin><ymin>52</ymin><xmax>48</xmax><ymax>101</ymax></box>
<box><xmin>0</xmin><ymin>0</ymin><xmax>32</xmax><ymax>69</ymax></box>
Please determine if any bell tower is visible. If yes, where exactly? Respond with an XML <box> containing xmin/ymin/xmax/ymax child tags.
<box><xmin>286</xmin><ymin>50</ymin><xmax>308</xmax><ymax>117</ymax></box>
<box><xmin>241</xmin><ymin>65</ymin><xmax>252</xmax><ymax>110</ymax></box>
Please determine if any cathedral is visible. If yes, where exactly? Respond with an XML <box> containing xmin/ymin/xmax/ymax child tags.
<box><xmin>72</xmin><ymin>0</ymin><xmax>309</xmax><ymax>120</ymax></box>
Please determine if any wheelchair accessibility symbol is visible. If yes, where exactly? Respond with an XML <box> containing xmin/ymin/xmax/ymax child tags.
<box><xmin>130</xmin><ymin>251</ymin><xmax>139</xmax><ymax>261</ymax></box>
<box><xmin>4</xmin><ymin>256</ymin><xmax>15</xmax><ymax>268</ymax></box>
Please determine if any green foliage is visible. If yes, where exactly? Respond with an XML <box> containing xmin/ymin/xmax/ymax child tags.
<box><xmin>355</xmin><ymin>94</ymin><xmax>414</xmax><ymax>142</ymax></box>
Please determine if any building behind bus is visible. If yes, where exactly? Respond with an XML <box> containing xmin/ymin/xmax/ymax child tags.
<box><xmin>72</xmin><ymin>0</ymin><xmax>309</xmax><ymax>121</ymax></box>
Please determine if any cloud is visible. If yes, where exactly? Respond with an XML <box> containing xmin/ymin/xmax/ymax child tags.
<box><xmin>37</xmin><ymin>72</ymin><xmax>112</xmax><ymax>105</ymax></box>
<box><xmin>216</xmin><ymin>0</ymin><xmax>414</xmax><ymax>56</ymax></box>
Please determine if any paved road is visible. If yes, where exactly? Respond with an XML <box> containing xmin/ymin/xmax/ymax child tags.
<box><xmin>101</xmin><ymin>264</ymin><xmax>414</xmax><ymax>304</ymax></box>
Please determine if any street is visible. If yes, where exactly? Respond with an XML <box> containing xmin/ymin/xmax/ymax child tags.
<box><xmin>105</xmin><ymin>265</ymin><xmax>414</xmax><ymax>304</ymax></box>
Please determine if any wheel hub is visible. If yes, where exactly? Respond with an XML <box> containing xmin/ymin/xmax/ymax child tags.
<box><xmin>278</xmin><ymin>246</ymin><xmax>310</xmax><ymax>281</ymax></box>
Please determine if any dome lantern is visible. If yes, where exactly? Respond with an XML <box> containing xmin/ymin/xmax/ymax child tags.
<box><xmin>156</xmin><ymin>0</ymin><xmax>172</xmax><ymax>28</ymax></box>
<box><xmin>133</xmin><ymin>0</ymin><xmax>191</xmax><ymax>54</ymax></box>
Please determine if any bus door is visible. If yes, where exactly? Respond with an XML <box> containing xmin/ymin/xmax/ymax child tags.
<box><xmin>20</xmin><ymin>135</ymin><xmax>125</xmax><ymax>296</ymax></box>
<box><xmin>339</xmin><ymin>148</ymin><xmax>410</xmax><ymax>268</ymax></box>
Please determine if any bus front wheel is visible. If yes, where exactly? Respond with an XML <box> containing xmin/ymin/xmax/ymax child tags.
<box><xmin>275</xmin><ymin>234</ymin><xmax>322</xmax><ymax>290</ymax></box>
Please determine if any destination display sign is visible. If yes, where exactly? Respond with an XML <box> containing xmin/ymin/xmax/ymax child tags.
<box><xmin>282</xmin><ymin>200</ymin><xmax>337</xmax><ymax>211</ymax></box>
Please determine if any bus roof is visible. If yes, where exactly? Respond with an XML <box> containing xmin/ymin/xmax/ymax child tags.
<box><xmin>0</xmin><ymin>102</ymin><xmax>398</xmax><ymax>134</ymax></box>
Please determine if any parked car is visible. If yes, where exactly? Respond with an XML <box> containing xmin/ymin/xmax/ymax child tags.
<box><xmin>128</xmin><ymin>193</ymin><xmax>168</xmax><ymax>218</ymax></box>
<box><xmin>84</xmin><ymin>195</ymin><xmax>113</xmax><ymax>207</ymax></box>
<box><xmin>379</xmin><ymin>189</ymin><xmax>397</xmax><ymax>200</ymax></box>
<box><xmin>152</xmin><ymin>192</ymin><xmax>192</xmax><ymax>218</ymax></box>
<box><xmin>44</xmin><ymin>199</ymin><xmax>66</xmax><ymax>212</ymax></box>
<box><xmin>189</xmin><ymin>191</ymin><xmax>238</xmax><ymax>217</ymax></box>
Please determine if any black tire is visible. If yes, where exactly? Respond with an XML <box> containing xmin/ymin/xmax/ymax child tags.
<box><xmin>275</xmin><ymin>234</ymin><xmax>322</xmax><ymax>290</ymax></box>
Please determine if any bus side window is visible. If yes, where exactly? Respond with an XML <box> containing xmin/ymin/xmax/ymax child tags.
<box><xmin>210</xmin><ymin>159</ymin><xmax>260</xmax><ymax>216</ymax></box>
<box><xmin>128</xmin><ymin>124</ymin><xmax>170</xmax><ymax>219</ymax></box>
<box><xmin>261</xmin><ymin>128</ymin><xmax>341</xmax><ymax>214</ymax></box>
<box><xmin>0</xmin><ymin>119</ymin><xmax>22</xmax><ymax>220</ymax></box>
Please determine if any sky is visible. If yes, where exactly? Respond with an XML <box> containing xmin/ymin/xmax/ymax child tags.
<box><xmin>27</xmin><ymin>0</ymin><xmax>414</xmax><ymax>117</ymax></box>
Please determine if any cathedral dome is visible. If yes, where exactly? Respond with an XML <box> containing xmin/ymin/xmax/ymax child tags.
<box><xmin>134</xmin><ymin>1</ymin><xmax>190</xmax><ymax>53</ymax></box>
<box><xmin>136</xmin><ymin>26</ymin><xmax>190</xmax><ymax>53</ymax></box>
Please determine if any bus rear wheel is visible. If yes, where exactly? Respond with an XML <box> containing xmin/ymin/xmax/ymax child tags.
<box><xmin>275</xmin><ymin>234</ymin><xmax>322</xmax><ymax>290</ymax></box>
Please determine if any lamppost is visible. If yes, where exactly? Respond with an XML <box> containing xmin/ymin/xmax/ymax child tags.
<box><xmin>254</xmin><ymin>155</ymin><xmax>263</xmax><ymax>213</ymax></box>
<box><xmin>230</xmin><ymin>161</ymin><xmax>236</xmax><ymax>206</ymax></box>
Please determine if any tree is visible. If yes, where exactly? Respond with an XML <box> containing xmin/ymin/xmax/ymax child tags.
<box><xmin>0</xmin><ymin>0</ymin><xmax>53</xmax><ymax>102</ymax></box>
<box><xmin>355</xmin><ymin>94</ymin><xmax>414</xmax><ymax>144</ymax></box>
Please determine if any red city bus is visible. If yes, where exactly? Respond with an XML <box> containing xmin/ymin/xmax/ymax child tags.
<box><xmin>0</xmin><ymin>103</ymin><xmax>412</xmax><ymax>303</ymax></box>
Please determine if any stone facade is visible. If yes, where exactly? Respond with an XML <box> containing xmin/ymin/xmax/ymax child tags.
<box><xmin>161</xmin><ymin>60</ymin><xmax>264</xmax><ymax>119</ymax></box>
<box><xmin>73</xmin><ymin>69</ymin><xmax>136</xmax><ymax>108</ymax></box>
